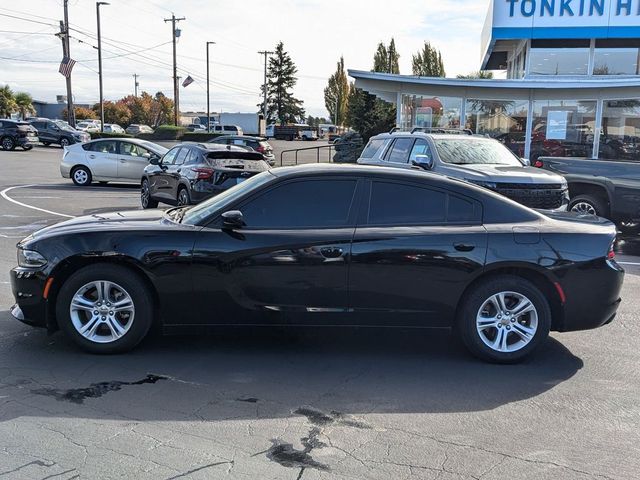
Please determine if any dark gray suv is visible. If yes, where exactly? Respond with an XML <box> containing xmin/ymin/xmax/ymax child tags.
<box><xmin>28</xmin><ymin>118</ymin><xmax>90</xmax><ymax>148</ymax></box>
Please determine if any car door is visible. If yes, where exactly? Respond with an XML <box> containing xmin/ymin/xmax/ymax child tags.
<box><xmin>349</xmin><ymin>179</ymin><xmax>487</xmax><ymax>327</ymax></box>
<box><xmin>188</xmin><ymin>177</ymin><xmax>361</xmax><ymax>326</ymax></box>
<box><xmin>86</xmin><ymin>140</ymin><xmax>119</xmax><ymax>179</ymax></box>
<box><xmin>165</xmin><ymin>146</ymin><xmax>190</xmax><ymax>199</ymax></box>
<box><xmin>116</xmin><ymin>141</ymin><xmax>151</xmax><ymax>181</ymax></box>
<box><xmin>148</xmin><ymin>146</ymin><xmax>180</xmax><ymax>201</ymax></box>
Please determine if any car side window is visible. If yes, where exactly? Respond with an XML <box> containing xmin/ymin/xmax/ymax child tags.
<box><xmin>174</xmin><ymin>148</ymin><xmax>190</xmax><ymax>165</ymax></box>
<box><xmin>92</xmin><ymin>140</ymin><xmax>117</xmax><ymax>154</ymax></box>
<box><xmin>186</xmin><ymin>149</ymin><xmax>200</xmax><ymax>164</ymax></box>
<box><xmin>385</xmin><ymin>138</ymin><xmax>414</xmax><ymax>163</ymax></box>
<box><xmin>361</xmin><ymin>138</ymin><xmax>387</xmax><ymax>158</ymax></box>
<box><xmin>240</xmin><ymin>179</ymin><xmax>357</xmax><ymax>229</ymax></box>
<box><xmin>162</xmin><ymin>147</ymin><xmax>180</xmax><ymax>164</ymax></box>
<box><xmin>119</xmin><ymin>142</ymin><xmax>144</xmax><ymax>157</ymax></box>
<box><xmin>409</xmin><ymin>139</ymin><xmax>432</xmax><ymax>162</ymax></box>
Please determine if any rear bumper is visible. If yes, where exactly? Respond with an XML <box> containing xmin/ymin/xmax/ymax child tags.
<box><xmin>18</xmin><ymin>136</ymin><xmax>38</xmax><ymax>146</ymax></box>
<box><xmin>556</xmin><ymin>258</ymin><xmax>624</xmax><ymax>332</ymax></box>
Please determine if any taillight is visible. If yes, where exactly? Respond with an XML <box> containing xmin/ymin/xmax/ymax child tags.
<box><xmin>533</xmin><ymin>160</ymin><xmax>543</xmax><ymax>168</ymax></box>
<box><xmin>191</xmin><ymin>167</ymin><xmax>214</xmax><ymax>180</ymax></box>
<box><xmin>256</xmin><ymin>145</ymin><xmax>265</xmax><ymax>153</ymax></box>
<box><xmin>607</xmin><ymin>242</ymin><xmax>616</xmax><ymax>260</ymax></box>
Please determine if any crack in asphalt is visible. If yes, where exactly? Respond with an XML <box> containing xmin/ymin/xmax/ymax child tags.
<box><xmin>30</xmin><ymin>374</ymin><xmax>168</xmax><ymax>404</ymax></box>
<box><xmin>163</xmin><ymin>461</ymin><xmax>234</xmax><ymax>479</ymax></box>
<box><xmin>0</xmin><ymin>460</ymin><xmax>56</xmax><ymax>476</ymax></box>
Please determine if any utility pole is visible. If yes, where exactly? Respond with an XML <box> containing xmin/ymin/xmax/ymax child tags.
<box><xmin>96</xmin><ymin>2</ymin><xmax>109</xmax><ymax>133</ymax></box>
<box><xmin>176</xmin><ymin>76</ymin><xmax>181</xmax><ymax>125</ymax></box>
<box><xmin>206</xmin><ymin>41</ymin><xmax>215</xmax><ymax>133</ymax></box>
<box><xmin>258</xmin><ymin>50</ymin><xmax>274</xmax><ymax>128</ymax></box>
<box><xmin>164</xmin><ymin>14</ymin><xmax>185</xmax><ymax>126</ymax></box>
<box><xmin>59</xmin><ymin>0</ymin><xmax>75</xmax><ymax>127</ymax></box>
<box><xmin>133</xmin><ymin>73</ymin><xmax>139</xmax><ymax>97</ymax></box>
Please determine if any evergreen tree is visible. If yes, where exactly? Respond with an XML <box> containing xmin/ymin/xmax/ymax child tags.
<box><xmin>324</xmin><ymin>56</ymin><xmax>350</xmax><ymax>126</ymax></box>
<box><xmin>412</xmin><ymin>42</ymin><xmax>446</xmax><ymax>77</ymax></box>
<box><xmin>456</xmin><ymin>71</ymin><xmax>494</xmax><ymax>79</ymax></box>
<box><xmin>258</xmin><ymin>42</ymin><xmax>305</xmax><ymax>124</ymax></box>
<box><xmin>372</xmin><ymin>39</ymin><xmax>400</xmax><ymax>74</ymax></box>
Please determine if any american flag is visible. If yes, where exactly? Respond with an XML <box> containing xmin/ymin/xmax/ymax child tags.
<box><xmin>182</xmin><ymin>75</ymin><xmax>194</xmax><ymax>88</ymax></box>
<box><xmin>58</xmin><ymin>56</ymin><xmax>76</xmax><ymax>78</ymax></box>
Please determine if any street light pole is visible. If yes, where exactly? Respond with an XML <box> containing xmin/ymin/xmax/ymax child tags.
<box><xmin>258</xmin><ymin>50</ymin><xmax>274</xmax><ymax>129</ymax></box>
<box><xmin>206</xmin><ymin>41</ymin><xmax>215</xmax><ymax>133</ymax></box>
<box><xmin>96</xmin><ymin>1</ymin><xmax>109</xmax><ymax>133</ymax></box>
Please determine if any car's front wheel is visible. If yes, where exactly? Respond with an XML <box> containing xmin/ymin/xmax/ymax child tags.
<box><xmin>71</xmin><ymin>166</ymin><xmax>92</xmax><ymax>186</ymax></box>
<box><xmin>60</xmin><ymin>137</ymin><xmax>71</xmax><ymax>148</ymax></box>
<box><xmin>177</xmin><ymin>186</ymin><xmax>190</xmax><ymax>206</ymax></box>
<box><xmin>22</xmin><ymin>145</ymin><xmax>33</xmax><ymax>151</ymax></box>
<box><xmin>569</xmin><ymin>194</ymin><xmax>609</xmax><ymax>218</ymax></box>
<box><xmin>141</xmin><ymin>178</ymin><xmax>158</xmax><ymax>209</ymax></box>
<box><xmin>56</xmin><ymin>264</ymin><xmax>154</xmax><ymax>353</ymax></box>
<box><xmin>1</xmin><ymin>136</ymin><xmax>15</xmax><ymax>151</ymax></box>
<box><xmin>457</xmin><ymin>276</ymin><xmax>551</xmax><ymax>363</ymax></box>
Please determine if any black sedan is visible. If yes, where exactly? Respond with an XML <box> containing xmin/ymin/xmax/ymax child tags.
<box><xmin>141</xmin><ymin>142</ymin><xmax>269</xmax><ymax>208</ymax></box>
<box><xmin>10</xmin><ymin>164</ymin><xmax>624</xmax><ymax>362</ymax></box>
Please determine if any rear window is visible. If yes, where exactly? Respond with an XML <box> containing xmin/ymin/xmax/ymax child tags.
<box><xmin>206</xmin><ymin>150</ymin><xmax>263</xmax><ymax>161</ymax></box>
<box><xmin>361</xmin><ymin>138</ymin><xmax>386</xmax><ymax>158</ymax></box>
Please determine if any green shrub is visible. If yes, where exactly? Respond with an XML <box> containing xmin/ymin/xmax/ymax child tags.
<box><xmin>178</xmin><ymin>132</ymin><xmax>225</xmax><ymax>142</ymax></box>
<box><xmin>150</xmin><ymin>124</ymin><xmax>186</xmax><ymax>140</ymax></box>
<box><xmin>89</xmin><ymin>132</ymin><xmax>133</xmax><ymax>140</ymax></box>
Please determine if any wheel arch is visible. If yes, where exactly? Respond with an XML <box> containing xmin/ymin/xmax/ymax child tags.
<box><xmin>567</xmin><ymin>181</ymin><xmax>612</xmax><ymax>206</ymax></box>
<box><xmin>457</xmin><ymin>264</ymin><xmax>564</xmax><ymax>331</ymax></box>
<box><xmin>45</xmin><ymin>255</ymin><xmax>161</xmax><ymax>332</ymax></box>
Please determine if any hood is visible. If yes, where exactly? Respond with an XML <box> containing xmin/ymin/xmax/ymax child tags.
<box><xmin>445</xmin><ymin>163</ymin><xmax>565</xmax><ymax>184</ymax></box>
<box><xmin>24</xmin><ymin>210</ymin><xmax>167</xmax><ymax>243</ymax></box>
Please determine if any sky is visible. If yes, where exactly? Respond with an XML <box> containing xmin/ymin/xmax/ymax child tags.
<box><xmin>0</xmin><ymin>0</ymin><xmax>490</xmax><ymax>118</ymax></box>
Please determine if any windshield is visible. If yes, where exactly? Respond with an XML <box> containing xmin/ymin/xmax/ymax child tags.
<box><xmin>181</xmin><ymin>171</ymin><xmax>275</xmax><ymax>225</ymax></box>
<box><xmin>54</xmin><ymin>120</ymin><xmax>74</xmax><ymax>131</ymax></box>
<box><xmin>435</xmin><ymin>138</ymin><xmax>524</xmax><ymax>166</ymax></box>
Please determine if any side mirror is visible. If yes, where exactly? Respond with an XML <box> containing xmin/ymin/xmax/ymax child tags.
<box><xmin>148</xmin><ymin>155</ymin><xmax>161</xmax><ymax>165</ymax></box>
<box><xmin>412</xmin><ymin>154</ymin><xmax>434</xmax><ymax>171</ymax></box>
<box><xmin>142</xmin><ymin>152</ymin><xmax>152</xmax><ymax>159</ymax></box>
<box><xmin>221</xmin><ymin>210</ymin><xmax>245</xmax><ymax>230</ymax></box>
<box><xmin>521</xmin><ymin>157</ymin><xmax>531</xmax><ymax>166</ymax></box>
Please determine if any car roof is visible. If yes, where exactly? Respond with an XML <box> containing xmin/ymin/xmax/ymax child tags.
<box><xmin>180</xmin><ymin>142</ymin><xmax>249</xmax><ymax>152</ymax></box>
<box><xmin>213</xmin><ymin>135</ymin><xmax>265</xmax><ymax>141</ymax></box>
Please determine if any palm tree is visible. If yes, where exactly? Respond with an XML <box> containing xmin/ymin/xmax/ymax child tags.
<box><xmin>14</xmin><ymin>92</ymin><xmax>35</xmax><ymax>120</ymax></box>
<box><xmin>0</xmin><ymin>85</ymin><xmax>17</xmax><ymax>118</ymax></box>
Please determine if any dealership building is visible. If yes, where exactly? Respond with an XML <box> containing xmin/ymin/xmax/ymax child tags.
<box><xmin>349</xmin><ymin>0</ymin><xmax>640</xmax><ymax>161</ymax></box>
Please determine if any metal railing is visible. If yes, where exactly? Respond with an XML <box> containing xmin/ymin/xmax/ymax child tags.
<box><xmin>279</xmin><ymin>142</ymin><xmax>359</xmax><ymax>166</ymax></box>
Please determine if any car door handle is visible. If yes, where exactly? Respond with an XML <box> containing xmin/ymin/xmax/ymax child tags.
<box><xmin>119</xmin><ymin>159</ymin><xmax>127</xmax><ymax>163</ymax></box>
<box><xmin>320</xmin><ymin>247</ymin><xmax>343</xmax><ymax>258</ymax></box>
<box><xmin>176</xmin><ymin>168</ymin><xmax>181</xmax><ymax>173</ymax></box>
<box><xmin>454</xmin><ymin>243</ymin><xmax>475</xmax><ymax>252</ymax></box>
<box><xmin>89</xmin><ymin>154</ymin><xmax>95</xmax><ymax>159</ymax></box>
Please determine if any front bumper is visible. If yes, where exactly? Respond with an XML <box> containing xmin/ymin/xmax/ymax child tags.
<box><xmin>9</xmin><ymin>267</ymin><xmax>49</xmax><ymax>328</ymax></box>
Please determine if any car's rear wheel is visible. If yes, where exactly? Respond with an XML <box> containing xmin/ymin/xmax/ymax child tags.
<box><xmin>177</xmin><ymin>186</ymin><xmax>190</xmax><ymax>206</ymax></box>
<box><xmin>1</xmin><ymin>136</ymin><xmax>15</xmax><ymax>151</ymax></box>
<box><xmin>457</xmin><ymin>276</ymin><xmax>551</xmax><ymax>363</ymax></box>
<box><xmin>141</xmin><ymin>178</ymin><xmax>158</xmax><ymax>209</ymax></box>
<box><xmin>60</xmin><ymin>137</ymin><xmax>71</xmax><ymax>148</ymax></box>
<box><xmin>56</xmin><ymin>264</ymin><xmax>154</xmax><ymax>354</ymax></box>
<box><xmin>71</xmin><ymin>166</ymin><xmax>92</xmax><ymax>186</ymax></box>
<box><xmin>42</xmin><ymin>142</ymin><xmax>50</xmax><ymax>146</ymax></box>
<box><xmin>569</xmin><ymin>194</ymin><xmax>609</xmax><ymax>218</ymax></box>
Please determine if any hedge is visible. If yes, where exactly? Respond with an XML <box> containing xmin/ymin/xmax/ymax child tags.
<box><xmin>178</xmin><ymin>132</ymin><xmax>225</xmax><ymax>142</ymax></box>
<box><xmin>138</xmin><ymin>125</ymin><xmax>186</xmax><ymax>140</ymax></box>
<box><xmin>89</xmin><ymin>132</ymin><xmax>133</xmax><ymax>140</ymax></box>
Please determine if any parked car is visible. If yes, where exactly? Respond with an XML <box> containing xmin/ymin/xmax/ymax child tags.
<box><xmin>208</xmin><ymin>135</ymin><xmax>276</xmax><ymax>165</ymax></box>
<box><xmin>186</xmin><ymin>123</ymin><xmax>207</xmax><ymax>132</ymax></box>
<box><xmin>103</xmin><ymin>124</ymin><xmax>125</xmax><ymax>134</ymax></box>
<box><xmin>75</xmin><ymin>121</ymin><xmax>98</xmax><ymax>133</ymax></box>
<box><xmin>0</xmin><ymin>119</ymin><xmax>38</xmax><ymax>151</ymax></box>
<box><xmin>125</xmin><ymin>124</ymin><xmax>154</xmax><ymax>135</ymax></box>
<box><xmin>358</xmin><ymin>129</ymin><xmax>569</xmax><ymax>211</ymax></box>
<box><xmin>141</xmin><ymin>143</ymin><xmax>269</xmax><ymax>208</ymax></box>
<box><xmin>211</xmin><ymin>124</ymin><xmax>243</xmax><ymax>136</ymax></box>
<box><xmin>536</xmin><ymin>156</ymin><xmax>640</xmax><ymax>233</ymax></box>
<box><xmin>300</xmin><ymin>128</ymin><xmax>318</xmax><ymax>141</ymax></box>
<box><xmin>60</xmin><ymin>138</ymin><xmax>168</xmax><ymax>186</ymax></box>
<box><xmin>10</xmin><ymin>164</ymin><xmax>624</xmax><ymax>362</ymax></box>
<box><xmin>28</xmin><ymin>118</ymin><xmax>90</xmax><ymax>147</ymax></box>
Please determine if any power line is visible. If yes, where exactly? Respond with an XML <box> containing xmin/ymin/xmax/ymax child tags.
<box><xmin>0</xmin><ymin>12</ymin><xmax>58</xmax><ymax>27</ymax></box>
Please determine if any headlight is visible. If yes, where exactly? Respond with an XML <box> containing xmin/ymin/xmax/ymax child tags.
<box><xmin>17</xmin><ymin>249</ymin><xmax>48</xmax><ymax>268</ymax></box>
<box><xmin>467</xmin><ymin>179</ymin><xmax>497</xmax><ymax>189</ymax></box>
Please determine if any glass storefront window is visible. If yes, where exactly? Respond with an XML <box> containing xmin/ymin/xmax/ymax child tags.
<box><xmin>531</xmin><ymin>100</ymin><xmax>596</xmax><ymax>160</ymax></box>
<box><xmin>529</xmin><ymin>48</ymin><xmax>590</xmax><ymax>76</ymax></box>
<box><xmin>465</xmin><ymin>99</ymin><xmax>528</xmax><ymax>157</ymax></box>
<box><xmin>600</xmin><ymin>99</ymin><xmax>640</xmax><ymax>162</ymax></box>
<box><xmin>594</xmin><ymin>49</ymin><xmax>640</xmax><ymax>75</ymax></box>
<box><xmin>400</xmin><ymin>95</ymin><xmax>462</xmax><ymax>131</ymax></box>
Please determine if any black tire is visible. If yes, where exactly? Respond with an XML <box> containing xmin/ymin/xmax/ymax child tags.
<box><xmin>1</xmin><ymin>136</ymin><xmax>15</xmax><ymax>151</ymax></box>
<box><xmin>568</xmin><ymin>194</ymin><xmax>609</xmax><ymax>218</ymax></box>
<box><xmin>141</xmin><ymin>178</ymin><xmax>158</xmax><ymax>209</ymax></box>
<box><xmin>56</xmin><ymin>264</ymin><xmax>154</xmax><ymax>354</ymax></box>
<box><xmin>71</xmin><ymin>165</ymin><xmax>92</xmax><ymax>186</ymax></box>
<box><xmin>42</xmin><ymin>142</ymin><xmax>50</xmax><ymax>147</ymax></box>
<box><xmin>457</xmin><ymin>275</ymin><xmax>551</xmax><ymax>364</ymax></box>
<box><xmin>618</xmin><ymin>222</ymin><xmax>640</xmax><ymax>236</ymax></box>
<box><xmin>22</xmin><ymin>145</ymin><xmax>33</xmax><ymax>151</ymax></box>
<box><xmin>60</xmin><ymin>137</ymin><xmax>71</xmax><ymax>148</ymax></box>
<box><xmin>177</xmin><ymin>186</ymin><xmax>190</xmax><ymax>206</ymax></box>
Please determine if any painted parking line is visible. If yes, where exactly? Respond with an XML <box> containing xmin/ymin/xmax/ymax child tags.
<box><xmin>0</xmin><ymin>185</ymin><xmax>74</xmax><ymax>219</ymax></box>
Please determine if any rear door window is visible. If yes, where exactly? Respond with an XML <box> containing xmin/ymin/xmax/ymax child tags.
<box><xmin>91</xmin><ymin>140</ymin><xmax>117</xmax><ymax>154</ymax></box>
<box><xmin>162</xmin><ymin>147</ymin><xmax>180</xmax><ymax>164</ymax></box>
<box><xmin>173</xmin><ymin>147</ymin><xmax>190</xmax><ymax>165</ymax></box>
<box><xmin>385</xmin><ymin>138</ymin><xmax>414</xmax><ymax>163</ymax></box>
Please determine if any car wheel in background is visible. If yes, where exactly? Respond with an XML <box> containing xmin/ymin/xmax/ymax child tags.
<box><xmin>56</xmin><ymin>264</ymin><xmax>154</xmax><ymax>354</ymax></box>
<box><xmin>457</xmin><ymin>275</ymin><xmax>551</xmax><ymax>363</ymax></box>
<box><xmin>569</xmin><ymin>194</ymin><xmax>609</xmax><ymax>218</ymax></box>
<box><xmin>71</xmin><ymin>166</ymin><xmax>92</xmax><ymax>186</ymax></box>
<box><xmin>141</xmin><ymin>179</ymin><xmax>158</xmax><ymax>209</ymax></box>
<box><xmin>42</xmin><ymin>142</ymin><xmax>50</xmax><ymax>146</ymax></box>
<box><xmin>177</xmin><ymin>187</ymin><xmax>190</xmax><ymax>206</ymax></box>
<box><xmin>22</xmin><ymin>145</ymin><xmax>33</xmax><ymax>151</ymax></box>
<box><xmin>1</xmin><ymin>136</ymin><xmax>15</xmax><ymax>151</ymax></box>
<box><xmin>60</xmin><ymin>137</ymin><xmax>71</xmax><ymax>148</ymax></box>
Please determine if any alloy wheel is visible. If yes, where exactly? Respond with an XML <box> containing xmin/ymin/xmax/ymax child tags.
<box><xmin>178</xmin><ymin>189</ymin><xmax>189</xmax><ymax>206</ymax></box>
<box><xmin>570</xmin><ymin>202</ymin><xmax>597</xmax><ymax>215</ymax></box>
<box><xmin>69</xmin><ymin>280</ymin><xmax>135</xmax><ymax>343</ymax></box>
<box><xmin>73</xmin><ymin>169</ymin><xmax>89</xmax><ymax>185</ymax></box>
<box><xmin>141</xmin><ymin>181</ymin><xmax>150</xmax><ymax>208</ymax></box>
<box><xmin>60</xmin><ymin>138</ymin><xmax>70</xmax><ymax>147</ymax></box>
<box><xmin>476</xmin><ymin>291</ymin><xmax>538</xmax><ymax>353</ymax></box>
<box><xmin>2</xmin><ymin>138</ymin><xmax>14</xmax><ymax>150</ymax></box>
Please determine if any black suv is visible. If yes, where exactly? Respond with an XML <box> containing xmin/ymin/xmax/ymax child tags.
<box><xmin>0</xmin><ymin>119</ymin><xmax>38</xmax><ymax>151</ymax></box>
<box><xmin>208</xmin><ymin>135</ymin><xmax>276</xmax><ymax>165</ymax></box>
<box><xmin>28</xmin><ymin>118</ymin><xmax>90</xmax><ymax>147</ymax></box>
<box><xmin>141</xmin><ymin>143</ymin><xmax>270</xmax><ymax>208</ymax></box>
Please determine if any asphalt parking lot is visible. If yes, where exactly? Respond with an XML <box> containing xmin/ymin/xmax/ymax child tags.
<box><xmin>1</xmin><ymin>145</ymin><xmax>640</xmax><ymax>480</ymax></box>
